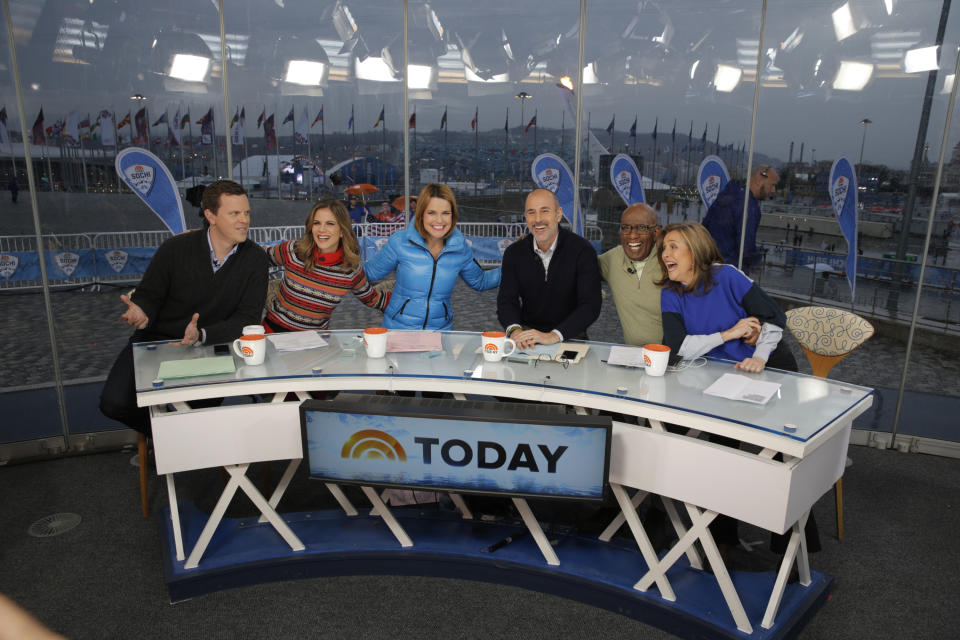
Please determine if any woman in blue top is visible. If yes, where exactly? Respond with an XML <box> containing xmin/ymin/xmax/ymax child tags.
<box><xmin>657</xmin><ymin>221</ymin><xmax>795</xmax><ymax>372</ymax></box>
<box><xmin>364</xmin><ymin>183</ymin><xmax>500</xmax><ymax>330</ymax></box>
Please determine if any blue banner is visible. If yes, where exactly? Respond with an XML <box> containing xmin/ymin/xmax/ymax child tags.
<box><xmin>609</xmin><ymin>153</ymin><xmax>646</xmax><ymax>206</ymax></box>
<box><xmin>46</xmin><ymin>249</ymin><xmax>96</xmax><ymax>279</ymax></box>
<box><xmin>0</xmin><ymin>251</ymin><xmax>41</xmax><ymax>282</ymax></box>
<box><xmin>829</xmin><ymin>156</ymin><xmax>858</xmax><ymax>300</ymax></box>
<box><xmin>531</xmin><ymin>153</ymin><xmax>583</xmax><ymax>235</ymax></box>
<box><xmin>116</xmin><ymin>147</ymin><xmax>187</xmax><ymax>234</ymax></box>
<box><xmin>303</xmin><ymin>411</ymin><xmax>608</xmax><ymax>499</ymax></box>
<box><xmin>94</xmin><ymin>247</ymin><xmax>157</xmax><ymax>277</ymax></box>
<box><xmin>697</xmin><ymin>155</ymin><xmax>730</xmax><ymax>209</ymax></box>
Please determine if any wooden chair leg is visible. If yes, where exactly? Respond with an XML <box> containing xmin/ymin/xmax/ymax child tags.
<box><xmin>138</xmin><ymin>433</ymin><xmax>150</xmax><ymax>518</ymax></box>
<box><xmin>834</xmin><ymin>478</ymin><xmax>844</xmax><ymax>541</ymax></box>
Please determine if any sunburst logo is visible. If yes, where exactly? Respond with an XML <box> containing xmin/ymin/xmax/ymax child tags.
<box><xmin>341</xmin><ymin>430</ymin><xmax>407</xmax><ymax>461</ymax></box>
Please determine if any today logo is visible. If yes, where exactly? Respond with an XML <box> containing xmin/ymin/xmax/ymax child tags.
<box><xmin>483</xmin><ymin>342</ymin><xmax>499</xmax><ymax>354</ymax></box>
<box><xmin>240</xmin><ymin>345</ymin><xmax>255</xmax><ymax>356</ymax></box>
<box><xmin>340</xmin><ymin>429</ymin><xmax>567</xmax><ymax>473</ymax></box>
<box><xmin>643</xmin><ymin>353</ymin><xmax>652</xmax><ymax>366</ymax></box>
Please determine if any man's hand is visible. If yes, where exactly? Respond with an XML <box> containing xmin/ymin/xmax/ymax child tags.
<box><xmin>735</xmin><ymin>356</ymin><xmax>767</xmax><ymax>373</ymax></box>
<box><xmin>721</xmin><ymin>317</ymin><xmax>761</xmax><ymax>343</ymax></box>
<box><xmin>120</xmin><ymin>294</ymin><xmax>148</xmax><ymax>329</ymax></box>
<box><xmin>174</xmin><ymin>313</ymin><xmax>201</xmax><ymax>347</ymax></box>
<box><xmin>512</xmin><ymin>329</ymin><xmax>559</xmax><ymax>350</ymax></box>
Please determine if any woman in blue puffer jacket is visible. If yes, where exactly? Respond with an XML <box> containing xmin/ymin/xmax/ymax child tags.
<box><xmin>364</xmin><ymin>183</ymin><xmax>500</xmax><ymax>330</ymax></box>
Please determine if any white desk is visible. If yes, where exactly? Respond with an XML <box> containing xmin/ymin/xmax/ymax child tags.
<box><xmin>134</xmin><ymin>330</ymin><xmax>872</xmax><ymax>633</ymax></box>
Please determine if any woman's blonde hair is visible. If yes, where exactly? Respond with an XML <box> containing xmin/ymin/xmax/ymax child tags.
<box><xmin>413</xmin><ymin>183</ymin><xmax>458</xmax><ymax>242</ymax></box>
<box><xmin>655</xmin><ymin>222</ymin><xmax>725</xmax><ymax>295</ymax></box>
<box><xmin>293</xmin><ymin>198</ymin><xmax>361</xmax><ymax>270</ymax></box>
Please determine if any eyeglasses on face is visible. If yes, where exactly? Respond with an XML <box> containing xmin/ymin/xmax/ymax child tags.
<box><xmin>619</xmin><ymin>223</ymin><xmax>657</xmax><ymax>234</ymax></box>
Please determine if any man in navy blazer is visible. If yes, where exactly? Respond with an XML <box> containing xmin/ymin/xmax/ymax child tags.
<box><xmin>497</xmin><ymin>188</ymin><xmax>601</xmax><ymax>350</ymax></box>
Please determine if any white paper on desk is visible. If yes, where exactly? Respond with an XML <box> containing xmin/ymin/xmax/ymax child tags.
<box><xmin>703</xmin><ymin>373</ymin><xmax>781</xmax><ymax>404</ymax></box>
<box><xmin>267</xmin><ymin>331</ymin><xmax>328</xmax><ymax>351</ymax></box>
<box><xmin>606</xmin><ymin>345</ymin><xmax>646</xmax><ymax>368</ymax></box>
<box><xmin>387</xmin><ymin>331</ymin><xmax>443</xmax><ymax>352</ymax></box>
<box><xmin>516</xmin><ymin>344</ymin><xmax>558</xmax><ymax>357</ymax></box>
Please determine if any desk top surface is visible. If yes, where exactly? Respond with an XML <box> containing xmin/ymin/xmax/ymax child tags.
<box><xmin>133</xmin><ymin>330</ymin><xmax>872</xmax><ymax>444</ymax></box>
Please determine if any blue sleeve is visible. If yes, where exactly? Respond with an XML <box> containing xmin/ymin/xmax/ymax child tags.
<box><xmin>363</xmin><ymin>234</ymin><xmax>400</xmax><ymax>282</ymax></box>
<box><xmin>460</xmin><ymin>258</ymin><xmax>500</xmax><ymax>291</ymax></box>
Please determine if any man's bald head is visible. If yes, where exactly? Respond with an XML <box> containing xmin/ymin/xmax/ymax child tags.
<box><xmin>619</xmin><ymin>203</ymin><xmax>659</xmax><ymax>261</ymax></box>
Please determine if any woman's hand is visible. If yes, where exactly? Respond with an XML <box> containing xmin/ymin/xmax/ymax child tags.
<box><xmin>735</xmin><ymin>356</ymin><xmax>767</xmax><ymax>373</ymax></box>
<box><xmin>720</xmin><ymin>317</ymin><xmax>761</xmax><ymax>343</ymax></box>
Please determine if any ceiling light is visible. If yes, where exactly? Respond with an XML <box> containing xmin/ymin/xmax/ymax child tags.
<box><xmin>355</xmin><ymin>56</ymin><xmax>398</xmax><ymax>82</ymax></box>
<box><xmin>832</xmin><ymin>3</ymin><xmax>857</xmax><ymax>42</ymax></box>
<box><xmin>285</xmin><ymin>59</ymin><xmax>327</xmax><ymax>85</ymax></box>
<box><xmin>169</xmin><ymin>53</ymin><xmax>209</xmax><ymax>82</ymax></box>
<box><xmin>833</xmin><ymin>61</ymin><xmax>874</xmax><ymax>90</ymax></box>
<box><xmin>904</xmin><ymin>45</ymin><xmax>939</xmax><ymax>73</ymax></box>
<box><xmin>714</xmin><ymin>64</ymin><xmax>742</xmax><ymax>92</ymax></box>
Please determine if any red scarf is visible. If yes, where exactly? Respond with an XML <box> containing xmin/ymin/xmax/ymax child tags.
<box><xmin>313</xmin><ymin>245</ymin><xmax>344</xmax><ymax>266</ymax></box>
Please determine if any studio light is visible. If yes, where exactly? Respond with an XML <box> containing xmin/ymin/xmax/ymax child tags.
<box><xmin>714</xmin><ymin>64</ymin><xmax>742</xmax><ymax>92</ymax></box>
<box><xmin>833</xmin><ymin>60</ymin><xmax>874</xmax><ymax>90</ymax></box>
<box><xmin>169</xmin><ymin>54</ymin><xmax>210</xmax><ymax>82</ymax></box>
<box><xmin>285</xmin><ymin>60</ymin><xmax>327</xmax><ymax>85</ymax></box>
<box><xmin>832</xmin><ymin>4</ymin><xmax>857</xmax><ymax>42</ymax></box>
<box><xmin>904</xmin><ymin>45</ymin><xmax>939</xmax><ymax>73</ymax></box>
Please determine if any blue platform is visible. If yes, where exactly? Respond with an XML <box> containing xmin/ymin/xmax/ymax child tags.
<box><xmin>162</xmin><ymin>503</ymin><xmax>831</xmax><ymax>639</ymax></box>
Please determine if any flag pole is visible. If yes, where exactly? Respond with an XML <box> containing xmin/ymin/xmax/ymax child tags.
<box><xmin>306</xmin><ymin>105</ymin><xmax>313</xmax><ymax>200</ymax></box>
<box><xmin>290</xmin><ymin>105</ymin><xmax>296</xmax><ymax>199</ymax></box>
<box><xmin>443</xmin><ymin>105</ymin><xmax>448</xmax><ymax>182</ymax></box>
<box><xmin>210</xmin><ymin>106</ymin><xmax>219</xmax><ymax>182</ymax></box>
<box><xmin>112</xmin><ymin>109</ymin><xmax>121</xmax><ymax>191</ymax></box>
<box><xmin>79</xmin><ymin>117</ymin><xmax>89</xmax><ymax>193</ymax></box>
<box><xmin>178</xmin><ymin>103</ymin><xmax>186</xmax><ymax>190</ymax></box>
<box><xmin>473</xmin><ymin>106</ymin><xmax>478</xmax><ymax>196</ymax></box>
<box><xmin>274</xmin><ymin>104</ymin><xmax>281</xmax><ymax>200</ymax></box>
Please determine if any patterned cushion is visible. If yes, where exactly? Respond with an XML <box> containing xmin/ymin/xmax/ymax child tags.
<box><xmin>785</xmin><ymin>306</ymin><xmax>875</xmax><ymax>357</ymax></box>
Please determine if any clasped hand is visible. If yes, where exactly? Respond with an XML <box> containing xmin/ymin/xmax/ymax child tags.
<box><xmin>119</xmin><ymin>295</ymin><xmax>200</xmax><ymax>346</ymax></box>
<box><xmin>512</xmin><ymin>329</ymin><xmax>559</xmax><ymax>351</ymax></box>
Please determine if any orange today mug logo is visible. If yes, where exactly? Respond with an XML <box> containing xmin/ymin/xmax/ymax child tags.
<box><xmin>483</xmin><ymin>342</ymin><xmax>499</xmax><ymax>354</ymax></box>
<box><xmin>241</xmin><ymin>345</ymin><xmax>255</xmax><ymax>356</ymax></box>
<box><xmin>341</xmin><ymin>430</ymin><xmax>407</xmax><ymax>461</ymax></box>
<box><xmin>643</xmin><ymin>354</ymin><xmax>652</xmax><ymax>366</ymax></box>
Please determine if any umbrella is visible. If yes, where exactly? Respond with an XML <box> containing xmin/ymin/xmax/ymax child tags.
<box><xmin>392</xmin><ymin>195</ymin><xmax>417</xmax><ymax>213</ymax></box>
<box><xmin>345</xmin><ymin>183</ymin><xmax>378</xmax><ymax>205</ymax></box>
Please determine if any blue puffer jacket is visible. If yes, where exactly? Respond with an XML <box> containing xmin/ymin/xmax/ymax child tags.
<box><xmin>364</xmin><ymin>225</ymin><xmax>501</xmax><ymax>330</ymax></box>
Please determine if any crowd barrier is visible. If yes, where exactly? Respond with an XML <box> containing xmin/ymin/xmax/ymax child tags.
<box><xmin>0</xmin><ymin>223</ymin><xmax>604</xmax><ymax>290</ymax></box>
<box><xmin>781</xmin><ymin>248</ymin><xmax>958</xmax><ymax>289</ymax></box>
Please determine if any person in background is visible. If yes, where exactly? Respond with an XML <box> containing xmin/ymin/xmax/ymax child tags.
<box><xmin>702</xmin><ymin>165</ymin><xmax>778</xmax><ymax>274</ymax></box>
<box><xmin>346</xmin><ymin>194</ymin><xmax>369</xmax><ymax>225</ymax></box>
<box><xmin>368</xmin><ymin>200</ymin><xmax>406</xmax><ymax>237</ymax></box>
<box><xmin>264</xmin><ymin>198</ymin><xmax>389</xmax><ymax>332</ymax></box>
<box><xmin>365</xmin><ymin>183</ymin><xmax>499</xmax><ymax>330</ymax></box>
<box><xmin>498</xmin><ymin>188</ymin><xmax>601</xmax><ymax>349</ymax></box>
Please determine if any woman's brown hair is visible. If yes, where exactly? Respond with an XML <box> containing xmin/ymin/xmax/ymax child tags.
<box><xmin>293</xmin><ymin>198</ymin><xmax>361</xmax><ymax>270</ymax></box>
<box><xmin>655</xmin><ymin>222</ymin><xmax>725</xmax><ymax>295</ymax></box>
<box><xmin>413</xmin><ymin>183</ymin><xmax>458</xmax><ymax>242</ymax></box>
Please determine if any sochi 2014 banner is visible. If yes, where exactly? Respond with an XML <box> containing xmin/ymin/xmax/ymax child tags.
<box><xmin>116</xmin><ymin>147</ymin><xmax>187</xmax><ymax>234</ymax></box>
<box><xmin>829</xmin><ymin>156</ymin><xmax>858</xmax><ymax>300</ymax></box>
<box><xmin>697</xmin><ymin>155</ymin><xmax>730</xmax><ymax>209</ymax></box>
<box><xmin>531</xmin><ymin>152</ymin><xmax>582</xmax><ymax>235</ymax></box>
<box><xmin>609</xmin><ymin>153</ymin><xmax>646</xmax><ymax>206</ymax></box>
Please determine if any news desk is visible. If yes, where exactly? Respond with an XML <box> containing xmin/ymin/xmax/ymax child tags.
<box><xmin>134</xmin><ymin>330</ymin><xmax>872</xmax><ymax>637</ymax></box>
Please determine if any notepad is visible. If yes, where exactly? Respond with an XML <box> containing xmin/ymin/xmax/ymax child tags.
<box><xmin>703</xmin><ymin>373</ymin><xmax>781</xmax><ymax>405</ymax></box>
<box><xmin>157</xmin><ymin>356</ymin><xmax>236</xmax><ymax>380</ymax></box>
<box><xmin>387</xmin><ymin>331</ymin><xmax>443</xmax><ymax>352</ymax></box>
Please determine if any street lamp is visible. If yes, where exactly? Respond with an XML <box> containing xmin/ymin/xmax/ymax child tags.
<box><xmin>515</xmin><ymin>91</ymin><xmax>532</xmax><ymax>188</ymax></box>
<box><xmin>857</xmin><ymin>118</ymin><xmax>872</xmax><ymax>180</ymax></box>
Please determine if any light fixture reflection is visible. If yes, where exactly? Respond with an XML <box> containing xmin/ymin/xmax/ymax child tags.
<box><xmin>355</xmin><ymin>56</ymin><xmax>398</xmax><ymax>82</ymax></box>
<box><xmin>942</xmin><ymin>73</ymin><xmax>955</xmax><ymax>94</ymax></box>
<box><xmin>832</xmin><ymin>3</ymin><xmax>857</xmax><ymax>42</ymax></box>
<box><xmin>714</xmin><ymin>64</ymin><xmax>742</xmax><ymax>92</ymax></box>
<box><xmin>169</xmin><ymin>53</ymin><xmax>210</xmax><ymax>82</ymax></box>
<box><xmin>903</xmin><ymin>45</ymin><xmax>939</xmax><ymax>73</ymax></box>
<box><xmin>285</xmin><ymin>59</ymin><xmax>327</xmax><ymax>86</ymax></box>
<box><xmin>833</xmin><ymin>61</ymin><xmax>874</xmax><ymax>90</ymax></box>
<box><xmin>407</xmin><ymin>64</ymin><xmax>434</xmax><ymax>89</ymax></box>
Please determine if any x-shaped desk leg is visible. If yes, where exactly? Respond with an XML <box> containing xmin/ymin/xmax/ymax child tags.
<box><xmin>362</xmin><ymin>486</ymin><xmax>413</xmax><ymax>547</ymax></box>
<box><xmin>636</xmin><ymin>502</ymin><xmax>752</xmax><ymax>634</ymax></box>
<box><xmin>184</xmin><ymin>464</ymin><xmax>305</xmax><ymax>570</ymax></box>
<box><xmin>257</xmin><ymin>458</ymin><xmax>302</xmax><ymax>523</ymax></box>
<box><xmin>610</xmin><ymin>483</ymin><xmax>676</xmax><ymax>601</ymax></box>
<box><xmin>762</xmin><ymin>511</ymin><xmax>812</xmax><ymax>629</ymax></box>
<box><xmin>512</xmin><ymin>498</ymin><xmax>559</xmax><ymax>566</ymax></box>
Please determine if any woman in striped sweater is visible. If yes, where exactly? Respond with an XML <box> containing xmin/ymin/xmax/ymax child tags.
<box><xmin>264</xmin><ymin>198</ymin><xmax>389</xmax><ymax>332</ymax></box>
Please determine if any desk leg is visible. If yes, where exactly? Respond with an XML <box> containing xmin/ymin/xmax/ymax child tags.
<box><xmin>598</xmin><ymin>488</ymin><xmax>647</xmax><ymax>542</ymax></box>
<box><xmin>610</xmin><ymin>484</ymin><xmax>675</xmax><ymax>601</ymax></box>
<box><xmin>448</xmin><ymin>493</ymin><xmax>473</xmax><ymax>519</ymax></box>
<box><xmin>362</xmin><ymin>486</ymin><xmax>412</xmax><ymax>547</ymax></box>
<box><xmin>325</xmin><ymin>483</ymin><xmax>358</xmax><ymax>516</ymax></box>
<box><xmin>165</xmin><ymin>474</ymin><xmax>185</xmax><ymax>562</ymax></box>
<box><xmin>257</xmin><ymin>459</ymin><xmax>302</xmax><ymax>524</ymax></box>
<box><xmin>234</xmin><ymin>469</ymin><xmax>305</xmax><ymax>555</ymax></box>
<box><xmin>185</xmin><ymin>464</ymin><xmax>246</xmax><ymax>569</ymax></box>
<box><xmin>661</xmin><ymin>496</ymin><xmax>703</xmax><ymax>570</ymax></box>
<box><xmin>511</xmin><ymin>498</ymin><xmax>560</xmax><ymax>566</ymax></box>
<box><xmin>761</xmin><ymin>511</ymin><xmax>811</xmax><ymax>630</ymax></box>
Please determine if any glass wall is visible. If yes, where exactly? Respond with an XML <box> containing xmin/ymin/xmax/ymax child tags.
<box><xmin>0</xmin><ymin>0</ymin><xmax>958</xmax><ymax>451</ymax></box>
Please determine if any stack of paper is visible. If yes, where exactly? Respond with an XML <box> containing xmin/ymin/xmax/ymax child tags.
<box><xmin>267</xmin><ymin>332</ymin><xmax>329</xmax><ymax>351</ymax></box>
<box><xmin>703</xmin><ymin>373</ymin><xmax>781</xmax><ymax>405</ymax></box>
<box><xmin>387</xmin><ymin>331</ymin><xmax>443</xmax><ymax>353</ymax></box>
<box><xmin>606</xmin><ymin>345</ymin><xmax>646</xmax><ymax>368</ymax></box>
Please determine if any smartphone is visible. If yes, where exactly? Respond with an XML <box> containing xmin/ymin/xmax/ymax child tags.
<box><xmin>214</xmin><ymin>344</ymin><xmax>230</xmax><ymax>355</ymax></box>
<box><xmin>561</xmin><ymin>350</ymin><xmax>579</xmax><ymax>360</ymax></box>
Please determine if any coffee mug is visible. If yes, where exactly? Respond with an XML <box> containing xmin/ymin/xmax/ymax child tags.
<box><xmin>242</xmin><ymin>324</ymin><xmax>265</xmax><ymax>336</ymax></box>
<box><xmin>481</xmin><ymin>331</ymin><xmax>517</xmax><ymax>362</ymax></box>
<box><xmin>642</xmin><ymin>343</ymin><xmax>671</xmax><ymax>377</ymax></box>
<box><xmin>364</xmin><ymin>327</ymin><xmax>388</xmax><ymax>358</ymax></box>
<box><xmin>233</xmin><ymin>333</ymin><xmax>266</xmax><ymax>366</ymax></box>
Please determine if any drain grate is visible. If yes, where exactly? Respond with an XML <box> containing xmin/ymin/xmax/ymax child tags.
<box><xmin>27</xmin><ymin>513</ymin><xmax>82</xmax><ymax>538</ymax></box>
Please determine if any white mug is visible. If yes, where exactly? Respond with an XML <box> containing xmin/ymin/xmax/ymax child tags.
<box><xmin>242</xmin><ymin>324</ymin><xmax>265</xmax><ymax>336</ymax></box>
<box><xmin>481</xmin><ymin>331</ymin><xmax>517</xmax><ymax>362</ymax></box>
<box><xmin>233</xmin><ymin>334</ymin><xmax>266</xmax><ymax>366</ymax></box>
<box><xmin>643</xmin><ymin>343</ymin><xmax>671</xmax><ymax>377</ymax></box>
<box><xmin>364</xmin><ymin>327</ymin><xmax>388</xmax><ymax>359</ymax></box>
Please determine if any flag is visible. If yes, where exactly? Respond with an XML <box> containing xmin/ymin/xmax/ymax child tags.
<box><xmin>0</xmin><ymin>107</ymin><xmax>8</xmax><ymax>146</ymax></box>
<box><xmin>295</xmin><ymin>105</ymin><xmax>309</xmax><ymax>143</ymax></box>
<box><xmin>408</xmin><ymin>112</ymin><xmax>416</xmax><ymax>129</ymax></box>
<box><xmin>688</xmin><ymin>120</ymin><xmax>693</xmax><ymax>143</ymax></box>
<box><xmin>525</xmin><ymin>114</ymin><xmax>537</xmax><ymax>132</ymax></box>
<box><xmin>348</xmin><ymin>106</ymin><xmax>354</xmax><ymax>130</ymax></box>
<box><xmin>440</xmin><ymin>108</ymin><xmax>447</xmax><ymax>130</ymax></box>
<box><xmin>504</xmin><ymin>109</ymin><xmax>509</xmax><ymax>132</ymax></box>
<box><xmin>152</xmin><ymin>112</ymin><xmax>168</xmax><ymax>127</ymax></box>
<box><xmin>99</xmin><ymin>110</ymin><xmax>115</xmax><ymax>147</ymax></box>
<box><xmin>311</xmin><ymin>106</ymin><xmax>323</xmax><ymax>127</ymax></box>
<box><xmin>606</xmin><ymin>116</ymin><xmax>615</xmax><ymax>135</ymax></box>
<box><xmin>168</xmin><ymin>109</ymin><xmax>182</xmax><ymax>145</ymax></box>
<box><xmin>133</xmin><ymin>107</ymin><xmax>147</xmax><ymax>145</ymax></box>
<box><xmin>32</xmin><ymin>108</ymin><xmax>45</xmax><ymax>144</ymax></box>
<box><xmin>629</xmin><ymin>117</ymin><xmax>637</xmax><ymax>138</ymax></box>
<box><xmin>264</xmin><ymin>113</ymin><xmax>276</xmax><ymax>150</ymax></box>
<box><xmin>652</xmin><ymin>117</ymin><xmax>658</xmax><ymax>142</ymax></box>
<box><xmin>117</xmin><ymin>112</ymin><xmax>131</xmax><ymax>129</ymax></box>
<box><xmin>671</xmin><ymin>119</ymin><xmax>676</xmax><ymax>144</ymax></box>
<box><xmin>701</xmin><ymin>123</ymin><xmax>707</xmax><ymax>150</ymax></box>
<box><xmin>282</xmin><ymin>106</ymin><xmax>295</xmax><ymax>125</ymax></box>
<box><xmin>373</xmin><ymin>107</ymin><xmax>384</xmax><ymax>128</ymax></box>
<box><xmin>63</xmin><ymin>110</ymin><xmax>79</xmax><ymax>145</ymax></box>
<box><xmin>256</xmin><ymin>109</ymin><xmax>264</xmax><ymax>129</ymax></box>
<box><xmin>230</xmin><ymin>107</ymin><xmax>244</xmax><ymax>145</ymax></box>
<box><xmin>199</xmin><ymin>107</ymin><xmax>213</xmax><ymax>145</ymax></box>
<box><xmin>470</xmin><ymin>107</ymin><xmax>477</xmax><ymax>131</ymax></box>
<box><xmin>79</xmin><ymin>114</ymin><xmax>91</xmax><ymax>140</ymax></box>
<box><xmin>715</xmin><ymin>124</ymin><xmax>720</xmax><ymax>150</ymax></box>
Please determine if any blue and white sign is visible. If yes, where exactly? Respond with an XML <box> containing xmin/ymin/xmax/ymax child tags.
<box><xmin>829</xmin><ymin>156</ymin><xmax>858</xmax><ymax>300</ymax></box>
<box><xmin>697</xmin><ymin>155</ymin><xmax>730</xmax><ymax>209</ymax></box>
<box><xmin>609</xmin><ymin>153</ymin><xmax>646</xmax><ymax>206</ymax></box>
<box><xmin>116</xmin><ymin>147</ymin><xmax>186</xmax><ymax>235</ymax></box>
<box><xmin>303</xmin><ymin>411</ymin><xmax>609</xmax><ymax>499</ymax></box>
<box><xmin>531</xmin><ymin>153</ymin><xmax>583</xmax><ymax>235</ymax></box>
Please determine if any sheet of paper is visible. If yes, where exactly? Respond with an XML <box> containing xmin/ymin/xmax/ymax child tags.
<box><xmin>703</xmin><ymin>373</ymin><xmax>781</xmax><ymax>405</ymax></box>
<box><xmin>158</xmin><ymin>356</ymin><xmax>235</xmax><ymax>380</ymax></box>
<box><xmin>267</xmin><ymin>331</ymin><xmax>329</xmax><ymax>351</ymax></box>
<box><xmin>606</xmin><ymin>345</ymin><xmax>646</xmax><ymax>368</ymax></box>
<box><xmin>516</xmin><ymin>344</ymin><xmax>559</xmax><ymax>357</ymax></box>
<box><xmin>386</xmin><ymin>331</ymin><xmax>443</xmax><ymax>353</ymax></box>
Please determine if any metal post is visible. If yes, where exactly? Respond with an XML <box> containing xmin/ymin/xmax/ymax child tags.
<box><xmin>737</xmin><ymin>0</ymin><xmax>768</xmax><ymax>271</ymax></box>
<box><xmin>218</xmin><ymin>0</ymin><xmax>233</xmax><ymax>180</ymax></box>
